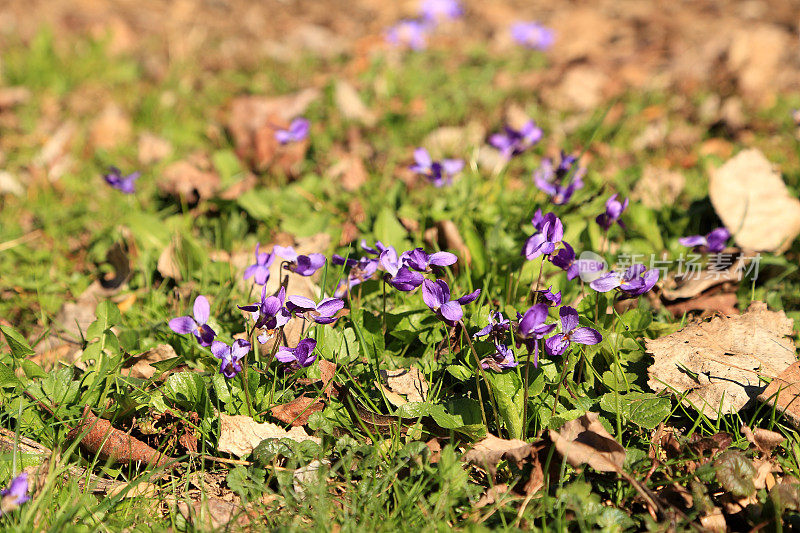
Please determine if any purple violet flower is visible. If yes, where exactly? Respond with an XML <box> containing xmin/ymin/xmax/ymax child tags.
<box><xmin>0</xmin><ymin>473</ymin><xmax>29</xmax><ymax>516</ymax></box>
<box><xmin>489</xmin><ymin>120</ymin><xmax>543</xmax><ymax>159</ymax></box>
<box><xmin>380</xmin><ymin>247</ymin><xmax>424</xmax><ymax>291</ymax></box>
<box><xmin>103</xmin><ymin>166</ymin><xmax>140</xmax><ymax>194</ymax></box>
<box><xmin>590</xmin><ymin>264</ymin><xmax>659</xmax><ymax>296</ymax></box>
<box><xmin>550</xmin><ymin>242</ymin><xmax>605</xmax><ymax>281</ymax></box>
<box><xmin>275</xmin><ymin>338</ymin><xmax>317</xmax><ymax>369</ymax></box>
<box><xmin>544</xmin><ymin>306</ymin><xmax>602</xmax><ymax>356</ymax></box>
<box><xmin>360</xmin><ymin>240</ymin><xmax>387</xmax><ymax>256</ymax></box>
<box><xmin>523</xmin><ymin>213</ymin><xmax>563</xmax><ymax>260</ymax></box>
<box><xmin>678</xmin><ymin>227</ymin><xmax>730</xmax><ymax>254</ymax></box>
<box><xmin>510</xmin><ymin>21</ymin><xmax>555</xmax><ymax>50</ymax></box>
<box><xmin>333</xmin><ymin>255</ymin><xmax>379</xmax><ymax>296</ymax></box>
<box><xmin>534</xmin><ymin>153</ymin><xmax>586</xmax><ymax>205</ymax></box>
<box><xmin>211</xmin><ymin>339</ymin><xmax>251</xmax><ymax>378</ymax></box>
<box><xmin>481</xmin><ymin>344</ymin><xmax>518</xmax><ymax>372</ymax></box>
<box><xmin>386</xmin><ymin>20</ymin><xmax>429</xmax><ymax>50</ymax></box>
<box><xmin>419</xmin><ymin>0</ymin><xmax>462</xmax><ymax>22</ymax></box>
<box><xmin>596</xmin><ymin>194</ymin><xmax>628</xmax><ymax>231</ymax></box>
<box><xmin>243</xmin><ymin>243</ymin><xmax>275</xmax><ymax>286</ymax></box>
<box><xmin>404</xmin><ymin>247</ymin><xmax>458</xmax><ymax>272</ymax></box>
<box><xmin>409</xmin><ymin>148</ymin><xmax>464</xmax><ymax>187</ymax></box>
<box><xmin>533</xmin><ymin>285</ymin><xmax>562</xmax><ymax>307</ymax></box>
<box><xmin>275</xmin><ymin>118</ymin><xmax>310</xmax><ymax>144</ymax></box>
<box><xmin>421</xmin><ymin>279</ymin><xmax>480</xmax><ymax>326</ymax></box>
<box><xmin>287</xmin><ymin>295</ymin><xmax>345</xmax><ymax>325</ymax></box>
<box><xmin>273</xmin><ymin>245</ymin><xmax>326</xmax><ymax>276</ymax></box>
<box><xmin>515</xmin><ymin>303</ymin><xmax>556</xmax><ymax>366</ymax></box>
<box><xmin>473</xmin><ymin>310</ymin><xmax>511</xmax><ymax>341</ymax></box>
<box><xmin>238</xmin><ymin>286</ymin><xmax>291</xmax><ymax>342</ymax></box>
<box><xmin>169</xmin><ymin>295</ymin><xmax>216</xmax><ymax>347</ymax></box>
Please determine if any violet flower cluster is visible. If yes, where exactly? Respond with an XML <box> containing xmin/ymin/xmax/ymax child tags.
<box><xmin>385</xmin><ymin>0</ymin><xmax>462</xmax><ymax>50</ymax></box>
<box><xmin>103</xmin><ymin>166</ymin><xmax>140</xmax><ymax>194</ymax></box>
<box><xmin>510</xmin><ymin>21</ymin><xmax>555</xmax><ymax>50</ymax></box>
<box><xmin>409</xmin><ymin>148</ymin><xmax>464</xmax><ymax>187</ymax></box>
<box><xmin>489</xmin><ymin>120</ymin><xmax>543</xmax><ymax>159</ymax></box>
<box><xmin>533</xmin><ymin>152</ymin><xmax>585</xmax><ymax>205</ymax></box>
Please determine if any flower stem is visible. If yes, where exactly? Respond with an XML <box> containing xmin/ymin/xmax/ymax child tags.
<box><xmin>550</xmin><ymin>351</ymin><xmax>572</xmax><ymax>420</ymax></box>
<box><xmin>459</xmin><ymin>321</ymin><xmax>500</xmax><ymax>436</ymax></box>
<box><xmin>381</xmin><ymin>279</ymin><xmax>387</xmax><ymax>335</ymax></box>
<box><xmin>521</xmin><ymin>341</ymin><xmax>537</xmax><ymax>439</ymax></box>
<box><xmin>240</xmin><ymin>356</ymin><xmax>255</xmax><ymax>418</ymax></box>
<box><xmin>529</xmin><ymin>255</ymin><xmax>546</xmax><ymax>304</ymax></box>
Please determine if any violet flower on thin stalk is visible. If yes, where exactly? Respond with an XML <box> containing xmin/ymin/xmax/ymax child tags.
<box><xmin>0</xmin><ymin>472</ymin><xmax>29</xmax><ymax>516</ymax></box>
<box><xmin>533</xmin><ymin>285</ymin><xmax>562</xmax><ymax>306</ymax></box>
<box><xmin>534</xmin><ymin>152</ymin><xmax>586</xmax><ymax>205</ymax></box>
<box><xmin>590</xmin><ymin>264</ymin><xmax>659</xmax><ymax>296</ymax></box>
<box><xmin>404</xmin><ymin>247</ymin><xmax>458</xmax><ymax>273</ymax></box>
<box><xmin>510</xmin><ymin>21</ymin><xmax>555</xmax><ymax>50</ymax></box>
<box><xmin>421</xmin><ymin>279</ymin><xmax>480</xmax><ymax>326</ymax></box>
<box><xmin>273</xmin><ymin>245</ymin><xmax>326</xmax><ymax>276</ymax></box>
<box><xmin>275</xmin><ymin>118</ymin><xmax>310</xmax><ymax>144</ymax></box>
<box><xmin>544</xmin><ymin>306</ymin><xmax>602</xmax><ymax>356</ymax></box>
<box><xmin>523</xmin><ymin>213</ymin><xmax>563</xmax><ymax>260</ymax></box>
<box><xmin>169</xmin><ymin>295</ymin><xmax>216</xmax><ymax>347</ymax></box>
<box><xmin>275</xmin><ymin>338</ymin><xmax>317</xmax><ymax>369</ymax></box>
<box><xmin>380</xmin><ymin>247</ymin><xmax>424</xmax><ymax>291</ymax></box>
<box><xmin>514</xmin><ymin>303</ymin><xmax>556</xmax><ymax>366</ymax></box>
<box><xmin>480</xmin><ymin>343</ymin><xmax>518</xmax><ymax>372</ymax></box>
<box><xmin>409</xmin><ymin>147</ymin><xmax>464</xmax><ymax>187</ymax></box>
<box><xmin>679</xmin><ymin>227</ymin><xmax>730</xmax><ymax>254</ymax></box>
<box><xmin>550</xmin><ymin>242</ymin><xmax>605</xmax><ymax>281</ymax></box>
<box><xmin>243</xmin><ymin>243</ymin><xmax>274</xmax><ymax>285</ymax></box>
<box><xmin>596</xmin><ymin>194</ymin><xmax>628</xmax><ymax>231</ymax></box>
<box><xmin>104</xmin><ymin>166</ymin><xmax>140</xmax><ymax>194</ymax></box>
<box><xmin>211</xmin><ymin>339</ymin><xmax>251</xmax><ymax>379</ymax></box>
<box><xmin>474</xmin><ymin>310</ymin><xmax>511</xmax><ymax>342</ymax></box>
<box><xmin>287</xmin><ymin>295</ymin><xmax>345</xmax><ymax>325</ymax></box>
<box><xmin>332</xmin><ymin>255</ymin><xmax>379</xmax><ymax>297</ymax></box>
<box><xmin>489</xmin><ymin>120</ymin><xmax>543</xmax><ymax>159</ymax></box>
<box><xmin>238</xmin><ymin>286</ymin><xmax>291</xmax><ymax>344</ymax></box>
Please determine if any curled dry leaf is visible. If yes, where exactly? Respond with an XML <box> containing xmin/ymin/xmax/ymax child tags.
<box><xmin>660</xmin><ymin>252</ymin><xmax>750</xmax><ymax>301</ymax></box>
<box><xmin>424</xmin><ymin>220</ymin><xmax>471</xmax><ymax>267</ymax></box>
<box><xmin>158</xmin><ymin>156</ymin><xmax>221</xmax><ymax>202</ymax></box>
<box><xmin>380</xmin><ymin>367</ymin><xmax>429</xmax><ymax>403</ymax></box>
<box><xmin>741</xmin><ymin>425</ymin><xmax>785</xmax><ymax>454</ymax></box>
<box><xmin>270</xmin><ymin>396</ymin><xmax>325</xmax><ymax>427</ymax></box>
<box><xmin>463</xmin><ymin>434</ymin><xmax>532</xmax><ymax>475</ymax></box>
<box><xmin>217</xmin><ymin>414</ymin><xmax>320</xmax><ymax>458</ymax></box>
<box><xmin>67</xmin><ymin>406</ymin><xmax>170</xmax><ymax>467</ymax></box>
<box><xmin>709</xmin><ymin>149</ymin><xmax>800</xmax><ymax>252</ymax></box>
<box><xmin>121</xmin><ymin>344</ymin><xmax>178</xmax><ymax>380</ymax></box>
<box><xmin>664</xmin><ymin>291</ymin><xmax>739</xmax><ymax>318</ymax></box>
<box><xmin>137</xmin><ymin>132</ymin><xmax>172</xmax><ymax>165</ymax></box>
<box><xmin>549</xmin><ymin>413</ymin><xmax>626</xmax><ymax>473</ymax></box>
<box><xmin>758</xmin><ymin>362</ymin><xmax>800</xmax><ymax>428</ymax></box>
<box><xmin>647</xmin><ymin>301</ymin><xmax>796</xmax><ymax>419</ymax></box>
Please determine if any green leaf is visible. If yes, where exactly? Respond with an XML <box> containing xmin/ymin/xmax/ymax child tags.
<box><xmin>599</xmin><ymin>392</ymin><xmax>670</xmax><ymax>429</ymax></box>
<box><xmin>20</xmin><ymin>359</ymin><xmax>46</xmax><ymax>379</ymax></box>
<box><xmin>394</xmin><ymin>402</ymin><xmax>486</xmax><ymax>440</ymax></box>
<box><xmin>628</xmin><ymin>204</ymin><xmax>664</xmax><ymax>250</ymax></box>
<box><xmin>319</xmin><ymin>326</ymin><xmax>359</xmax><ymax>365</ymax></box>
<box><xmin>95</xmin><ymin>300</ymin><xmax>121</xmax><ymax>329</ymax></box>
<box><xmin>351</xmin><ymin>311</ymin><xmax>384</xmax><ymax>364</ymax></box>
<box><xmin>373</xmin><ymin>207</ymin><xmax>408</xmax><ymax>247</ymax></box>
<box><xmin>715</xmin><ymin>450</ymin><xmax>756</xmax><ymax>497</ymax></box>
<box><xmin>446</xmin><ymin>364</ymin><xmax>471</xmax><ymax>382</ymax></box>
<box><xmin>164</xmin><ymin>372</ymin><xmax>207</xmax><ymax>410</ymax></box>
<box><xmin>485</xmin><ymin>371</ymin><xmax>524</xmax><ymax>439</ymax></box>
<box><xmin>237</xmin><ymin>189</ymin><xmax>275</xmax><ymax>222</ymax></box>
<box><xmin>212</xmin><ymin>149</ymin><xmax>244</xmax><ymax>187</ymax></box>
<box><xmin>460</xmin><ymin>220</ymin><xmax>487</xmax><ymax>275</ymax></box>
<box><xmin>0</xmin><ymin>361</ymin><xmax>21</xmax><ymax>387</ymax></box>
<box><xmin>0</xmin><ymin>325</ymin><xmax>34</xmax><ymax>358</ymax></box>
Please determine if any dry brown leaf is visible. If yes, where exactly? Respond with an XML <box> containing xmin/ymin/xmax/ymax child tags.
<box><xmin>632</xmin><ymin>166</ymin><xmax>685</xmax><ymax>209</ymax></box>
<box><xmin>0</xmin><ymin>86</ymin><xmax>31</xmax><ymax>109</ymax></box>
<box><xmin>121</xmin><ymin>344</ymin><xmax>178</xmax><ymax>380</ymax></box>
<box><xmin>106</xmin><ymin>482</ymin><xmax>160</xmax><ymax>499</ymax></box>
<box><xmin>270</xmin><ymin>396</ymin><xmax>324</xmax><ymax>427</ymax></box>
<box><xmin>159</xmin><ymin>157</ymin><xmax>221</xmax><ymax>202</ymax></box>
<box><xmin>178</xmin><ymin>498</ymin><xmax>253</xmax><ymax>530</ymax></box>
<box><xmin>89</xmin><ymin>104</ymin><xmax>132</xmax><ymax>150</ymax></box>
<box><xmin>665</xmin><ymin>292</ymin><xmax>738</xmax><ymax>318</ymax></box>
<box><xmin>647</xmin><ymin>301</ymin><xmax>796</xmax><ymax>419</ymax></box>
<box><xmin>421</xmin><ymin>123</ymin><xmax>486</xmax><ymax>158</ymax></box>
<box><xmin>741</xmin><ymin>425</ymin><xmax>785</xmax><ymax>454</ymax></box>
<box><xmin>660</xmin><ymin>252</ymin><xmax>750</xmax><ymax>301</ymax></box>
<box><xmin>476</xmin><ymin>483</ymin><xmax>510</xmax><ymax>509</ymax></box>
<box><xmin>137</xmin><ymin>133</ymin><xmax>172</xmax><ymax>165</ymax></box>
<box><xmin>700</xmin><ymin>508</ymin><xmax>727</xmax><ymax>532</ymax></box>
<box><xmin>217</xmin><ymin>414</ymin><xmax>320</xmax><ymax>458</ymax></box>
<box><xmin>709</xmin><ymin>149</ymin><xmax>800</xmax><ymax>252</ymax></box>
<box><xmin>334</xmin><ymin>80</ymin><xmax>377</xmax><ymax>126</ymax></box>
<box><xmin>758</xmin><ymin>362</ymin><xmax>800</xmax><ymax>428</ymax></box>
<box><xmin>380</xmin><ymin>367</ymin><xmax>429</xmax><ymax>403</ymax></box>
<box><xmin>328</xmin><ymin>153</ymin><xmax>368</xmax><ymax>192</ymax></box>
<box><xmin>548</xmin><ymin>413</ymin><xmax>626</xmax><ymax>473</ymax></box>
<box><xmin>463</xmin><ymin>434</ymin><xmax>532</xmax><ymax>475</ymax></box>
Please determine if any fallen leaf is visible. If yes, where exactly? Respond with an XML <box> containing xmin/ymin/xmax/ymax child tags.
<box><xmin>664</xmin><ymin>291</ymin><xmax>738</xmax><ymax>318</ymax></box>
<box><xmin>424</xmin><ymin>220</ymin><xmax>471</xmax><ymax>267</ymax></box>
<box><xmin>709</xmin><ymin>149</ymin><xmax>800</xmax><ymax>252</ymax></box>
<box><xmin>758</xmin><ymin>362</ymin><xmax>800</xmax><ymax>428</ymax></box>
<box><xmin>741</xmin><ymin>425</ymin><xmax>785</xmax><ymax>454</ymax></box>
<box><xmin>270</xmin><ymin>396</ymin><xmax>324</xmax><ymax>427</ymax></box>
<box><xmin>660</xmin><ymin>252</ymin><xmax>751</xmax><ymax>301</ymax></box>
<box><xmin>380</xmin><ymin>367</ymin><xmax>429</xmax><ymax>403</ymax></box>
<box><xmin>699</xmin><ymin>508</ymin><xmax>727</xmax><ymax>532</ymax></box>
<box><xmin>89</xmin><ymin>104</ymin><xmax>132</xmax><ymax>150</ymax></box>
<box><xmin>158</xmin><ymin>156</ymin><xmax>221</xmax><ymax>202</ymax></box>
<box><xmin>727</xmin><ymin>25</ymin><xmax>790</xmax><ymax>106</ymax></box>
<box><xmin>137</xmin><ymin>133</ymin><xmax>172</xmax><ymax>165</ymax></box>
<box><xmin>121</xmin><ymin>344</ymin><xmax>178</xmax><ymax>379</ymax></box>
<box><xmin>688</xmin><ymin>432</ymin><xmax>733</xmax><ymax>458</ymax></box>
<box><xmin>106</xmin><ymin>482</ymin><xmax>160</xmax><ymax>498</ymax></box>
<box><xmin>327</xmin><ymin>153</ymin><xmax>368</xmax><ymax>191</ymax></box>
<box><xmin>0</xmin><ymin>86</ymin><xmax>31</xmax><ymax>109</ymax></box>
<box><xmin>647</xmin><ymin>301</ymin><xmax>796</xmax><ymax>419</ymax></box>
<box><xmin>156</xmin><ymin>238</ymin><xmax>181</xmax><ymax>280</ymax></box>
<box><xmin>475</xmin><ymin>483</ymin><xmax>510</xmax><ymax>509</ymax></box>
<box><xmin>334</xmin><ymin>80</ymin><xmax>377</xmax><ymax>126</ymax></box>
<box><xmin>548</xmin><ymin>413</ymin><xmax>626</xmax><ymax>473</ymax></box>
<box><xmin>178</xmin><ymin>498</ymin><xmax>253</xmax><ymax>529</ymax></box>
<box><xmin>0</xmin><ymin>171</ymin><xmax>24</xmax><ymax>197</ymax></box>
<box><xmin>463</xmin><ymin>434</ymin><xmax>532</xmax><ymax>476</ymax></box>
<box><xmin>217</xmin><ymin>414</ymin><xmax>320</xmax><ymax>458</ymax></box>
<box><xmin>632</xmin><ymin>166</ymin><xmax>685</xmax><ymax>209</ymax></box>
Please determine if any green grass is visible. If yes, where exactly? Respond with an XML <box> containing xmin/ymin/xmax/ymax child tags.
<box><xmin>2</xmin><ymin>26</ymin><xmax>800</xmax><ymax>531</ymax></box>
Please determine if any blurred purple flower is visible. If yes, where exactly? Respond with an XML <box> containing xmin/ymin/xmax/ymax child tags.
<box><xmin>169</xmin><ymin>295</ymin><xmax>216</xmax><ymax>347</ymax></box>
<box><xmin>481</xmin><ymin>344</ymin><xmax>518</xmax><ymax>372</ymax></box>
<box><xmin>421</xmin><ymin>279</ymin><xmax>480</xmax><ymax>326</ymax></box>
<box><xmin>523</xmin><ymin>213</ymin><xmax>563</xmax><ymax>260</ymax></box>
<box><xmin>510</xmin><ymin>21</ymin><xmax>555</xmax><ymax>50</ymax></box>
<box><xmin>515</xmin><ymin>303</ymin><xmax>555</xmax><ymax>365</ymax></box>
<box><xmin>596</xmin><ymin>194</ymin><xmax>628</xmax><ymax>231</ymax></box>
<box><xmin>409</xmin><ymin>148</ymin><xmax>464</xmax><ymax>187</ymax></box>
<box><xmin>678</xmin><ymin>227</ymin><xmax>730</xmax><ymax>254</ymax></box>
<box><xmin>590</xmin><ymin>264</ymin><xmax>659</xmax><ymax>296</ymax></box>
<box><xmin>489</xmin><ymin>120</ymin><xmax>543</xmax><ymax>159</ymax></box>
<box><xmin>551</xmin><ymin>242</ymin><xmax>605</xmax><ymax>281</ymax></box>
<box><xmin>287</xmin><ymin>295</ymin><xmax>345</xmax><ymax>324</ymax></box>
<box><xmin>243</xmin><ymin>243</ymin><xmax>274</xmax><ymax>286</ymax></box>
<box><xmin>0</xmin><ymin>473</ymin><xmax>29</xmax><ymax>516</ymax></box>
<box><xmin>386</xmin><ymin>20</ymin><xmax>429</xmax><ymax>50</ymax></box>
<box><xmin>275</xmin><ymin>338</ymin><xmax>317</xmax><ymax>369</ymax></box>
<box><xmin>544</xmin><ymin>306</ymin><xmax>602</xmax><ymax>356</ymax></box>
<box><xmin>333</xmin><ymin>255</ymin><xmax>380</xmax><ymax>296</ymax></box>
<box><xmin>275</xmin><ymin>118</ymin><xmax>310</xmax><ymax>144</ymax></box>
<box><xmin>533</xmin><ymin>285</ymin><xmax>562</xmax><ymax>306</ymax></box>
<box><xmin>534</xmin><ymin>152</ymin><xmax>586</xmax><ymax>205</ymax></box>
<box><xmin>274</xmin><ymin>245</ymin><xmax>326</xmax><ymax>276</ymax></box>
<box><xmin>211</xmin><ymin>339</ymin><xmax>251</xmax><ymax>378</ymax></box>
<box><xmin>103</xmin><ymin>166</ymin><xmax>140</xmax><ymax>194</ymax></box>
<box><xmin>360</xmin><ymin>240</ymin><xmax>387</xmax><ymax>256</ymax></box>
<box><xmin>419</xmin><ymin>0</ymin><xmax>462</xmax><ymax>22</ymax></box>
